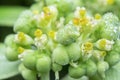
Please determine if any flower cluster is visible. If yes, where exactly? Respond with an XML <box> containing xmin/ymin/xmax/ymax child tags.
<box><xmin>4</xmin><ymin>1</ymin><xmax>120</xmax><ymax>80</ymax></box>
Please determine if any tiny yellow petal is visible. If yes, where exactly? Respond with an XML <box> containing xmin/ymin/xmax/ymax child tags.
<box><xmin>95</xmin><ymin>13</ymin><xmax>101</xmax><ymax>20</ymax></box>
<box><xmin>79</xmin><ymin>8</ymin><xmax>86</xmax><ymax>16</ymax></box>
<box><xmin>84</xmin><ymin>42</ymin><xmax>93</xmax><ymax>51</ymax></box>
<box><xmin>43</xmin><ymin>7</ymin><xmax>50</xmax><ymax>14</ymax></box>
<box><xmin>48</xmin><ymin>31</ymin><xmax>55</xmax><ymax>39</ymax></box>
<box><xmin>34</xmin><ymin>29</ymin><xmax>42</xmax><ymax>37</ymax></box>
<box><xmin>18</xmin><ymin>32</ymin><xmax>26</xmax><ymax>41</ymax></box>
<box><xmin>18</xmin><ymin>47</ymin><xmax>24</xmax><ymax>53</ymax></box>
<box><xmin>73</xmin><ymin>18</ymin><xmax>79</xmax><ymax>25</ymax></box>
<box><xmin>79</xmin><ymin>18</ymin><xmax>88</xmax><ymax>25</ymax></box>
<box><xmin>99</xmin><ymin>39</ymin><xmax>106</xmax><ymax>48</ymax></box>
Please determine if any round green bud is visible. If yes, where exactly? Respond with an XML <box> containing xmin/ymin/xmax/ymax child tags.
<box><xmin>66</xmin><ymin>43</ymin><xmax>80</xmax><ymax>61</ymax></box>
<box><xmin>5</xmin><ymin>47</ymin><xmax>18</xmax><ymax>61</ymax></box>
<box><xmin>36</xmin><ymin>56</ymin><xmax>51</xmax><ymax>73</ymax></box>
<box><xmin>105</xmin><ymin>51</ymin><xmax>120</xmax><ymax>66</ymax></box>
<box><xmin>23</xmin><ymin>52</ymin><xmax>37</xmax><ymax>70</ymax></box>
<box><xmin>68</xmin><ymin>66</ymin><xmax>86</xmax><ymax>79</ymax></box>
<box><xmin>56</xmin><ymin>24</ymin><xmax>79</xmax><ymax>45</ymax></box>
<box><xmin>14</xmin><ymin>10</ymin><xmax>34</xmax><ymax>33</ymax></box>
<box><xmin>52</xmin><ymin>63</ymin><xmax>62</xmax><ymax>72</ymax></box>
<box><xmin>86</xmin><ymin>60</ymin><xmax>97</xmax><ymax>76</ymax></box>
<box><xmin>4</xmin><ymin>34</ymin><xmax>18</xmax><ymax>48</ymax></box>
<box><xmin>21</xmin><ymin>67</ymin><xmax>37</xmax><ymax>80</ymax></box>
<box><xmin>52</xmin><ymin>45</ymin><xmax>69</xmax><ymax>65</ymax></box>
<box><xmin>101</xmin><ymin>13</ymin><xmax>120</xmax><ymax>40</ymax></box>
<box><xmin>97</xmin><ymin>61</ymin><xmax>109</xmax><ymax>74</ymax></box>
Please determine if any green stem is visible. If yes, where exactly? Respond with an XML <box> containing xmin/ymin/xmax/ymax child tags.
<box><xmin>41</xmin><ymin>72</ymin><xmax>50</xmax><ymax>80</ymax></box>
<box><xmin>43</xmin><ymin>0</ymin><xmax>47</xmax><ymax>6</ymax></box>
<box><xmin>55</xmin><ymin>71</ymin><xmax>59</xmax><ymax>80</ymax></box>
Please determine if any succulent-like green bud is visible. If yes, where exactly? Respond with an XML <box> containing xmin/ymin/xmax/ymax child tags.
<box><xmin>14</xmin><ymin>32</ymin><xmax>34</xmax><ymax>46</ymax></box>
<box><xmin>52</xmin><ymin>45</ymin><xmax>69</xmax><ymax>65</ymax></box>
<box><xmin>101</xmin><ymin>13</ymin><xmax>120</xmax><ymax>40</ymax></box>
<box><xmin>14</xmin><ymin>10</ymin><xmax>35</xmax><ymax>34</ymax></box>
<box><xmin>105</xmin><ymin>51</ymin><xmax>120</xmax><ymax>66</ymax></box>
<box><xmin>86</xmin><ymin>60</ymin><xmax>97</xmax><ymax>76</ymax></box>
<box><xmin>68</xmin><ymin>65</ymin><xmax>86</xmax><ymax>79</ymax></box>
<box><xmin>5</xmin><ymin>47</ymin><xmax>18</xmax><ymax>61</ymax></box>
<box><xmin>97</xmin><ymin>61</ymin><xmax>109</xmax><ymax>78</ymax></box>
<box><xmin>52</xmin><ymin>63</ymin><xmax>62</xmax><ymax>72</ymax></box>
<box><xmin>66</xmin><ymin>43</ymin><xmax>80</xmax><ymax>61</ymax></box>
<box><xmin>4</xmin><ymin>34</ymin><xmax>18</xmax><ymax>48</ymax></box>
<box><xmin>23</xmin><ymin>51</ymin><xmax>37</xmax><ymax>70</ymax></box>
<box><xmin>21</xmin><ymin>66</ymin><xmax>37</xmax><ymax>80</ymax></box>
<box><xmin>36</xmin><ymin>56</ymin><xmax>51</xmax><ymax>73</ymax></box>
<box><xmin>56</xmin><ymin>24</ymin><xmax>80</xmax><ymax>45</ymax></box>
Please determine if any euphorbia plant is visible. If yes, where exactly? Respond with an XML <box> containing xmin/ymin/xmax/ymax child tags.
<box><xmin>4</xmin><ymin>0</ymin><xmax>120</xmax><ymax>80</ymax></box>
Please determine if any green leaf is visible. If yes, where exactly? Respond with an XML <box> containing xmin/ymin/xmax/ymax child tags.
<box><xmin>0</xmin><ymin>43</ymin><xmax>20</xmax><ymax>79</ymax></box>
<box><xmin>0</xmin><ymin>6</ymin><xmax>27</xmax><ymax>27</ymax></box>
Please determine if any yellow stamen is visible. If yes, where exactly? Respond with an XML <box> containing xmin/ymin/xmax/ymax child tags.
<box><xmin>18</xmin><ymin>47</ymin><xmax>24</xmax><ymax>53</ymax></box>
<box><xmin>84</xmin><ymin>42</ymin><xmax>93</xmax><ymax>51</ymax></box>
<box><xmin>48</xmin><ymin>31</ymin><xmax>55</xmax><ymax>39</ymax></box>
<box><xmin>73</xmin><ymin>18</ymin><xmax>79</xmax><ymax>25</ymax></box>
<box><xmin>43</xmin><ymin>7</ymin><xmax>50</xmax><ymax>14</ymax></box>
<box><xmin>79</xmin><ymin>18</ymin><xmax>88</xmax><ymax>25</ymax></box>
<box><xmin>18</xmin><ymin>32</ymin><xmax>26</xmax><ymax>41</ymax></box>
<box><xmin>107</xmin><ymin>0</ymin><xmax>114</xmax><ymax>5</ymax></box>
<box><xmin>99</xmin><ymin>39</ymin><xmax>106</xmax><ymax>48</ymax></box>
<box><xmin>95</xmin><ymin>13</ymin><xmax>101</xmax><ymax>20</ymax></box>
<box><xmin>34</xmin><ymin>29</ymin><xmax>42</xmax><ymax>37</ymax></box>
<box><xmin>100</xmin><ymin>51</ymin><xmax>106</xmax><ymax>57</ymax></box>
<box><xmin>33</xmin><ymin>10</ymin><xmax>39</xmax><ymax>15</ymax></box>
<box><xmin>79</xmin><ymin>8</ymin><xmax>86</xmax><ymax>16</ymax></box>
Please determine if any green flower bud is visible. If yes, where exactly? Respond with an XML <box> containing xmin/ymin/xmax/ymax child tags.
<box><xmin>97</xmin><ymin>61</ymin><xmax>109</xmax><ymax>78</ymax></box>
<box><xmin>23</xmin><ymin>51</ymin><xmax>37</xmax><ymax>70</ymax></box>
<box><xmin>66</xmin><ymin>43</ymin><xmax>80</xmax><ymax>61</ymax></box>
<box><xmin>56</xmin><ymin>24</ymin><xmax>80</xmax><ymax>45</ymax></box>
<box><xmin>5</xmin><ymin>47</ymin><xmax>18</xmax><ymax>61</ymax></box>
<box><xmin>101</xmin><ymin>13</ymin><xmax>120</xmax><ymax>40</ymax></box>
<box><xmin>86</xmin><ymin>60</ymin><xmax>97</xmax><ymax>76</ymax></box>
<box><xmin>21</xmin><ymin>66</ymin><xmax>37</xmax><ymax>80</ymax></box>
<box><xmin>105</xmin><ymin>51</ymin><xmax>120</xmax><ymax>66</ymax></box>
<box><xmin>52</xmin><ymin>45</ymin><xmax>69</xmax><ymax>65</ymax></box>
<box><xmin>4</xmin><ymin>34</ymin><xmax>18</xmax><ymax>48</ymax></box>
<box><xmin>14</xmin><ymin>32</ymin><xmax>34</xmax><ymax>46</ymax></box>
<box><xmin>36</xmin><ymin>56</ymin><xmax>51</xmax><ymax>73</ymax></box>
<box><xmin>14</xmin><ymin>10</ymin><xmax>35</xmax><ymax>33</ymax></box>
<box><xmin>68</xmin><ymin>65</ymin><xmax>86</xmax><ymax>79</ymax></box>
<box><xmin>52</xmin><ymin>63</ymin><xmax>62</xmax><ymax>72</ymax></box>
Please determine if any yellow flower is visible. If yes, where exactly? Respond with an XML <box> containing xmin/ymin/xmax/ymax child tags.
<box><xmin>100</xmin><ymin>51</ymin><xmax>106</xmax><ymax>57</ymax></box>
<box><xmin>95</xmin><ymin>13</ymin><xmax>101</xmax><ymax>20</ymax></box>
<box><xmin>34</xmin><ymin>29</ymin><xmax>43</xmax><ymax>38</ymax></box>
<box><xmin>18</xmin><ymin>47</ymin><xmax>24</xmax><ymax>53</ymax></box>
<box><xmin>79</xmin><ymin>7</ymin><xmax>86</xmax><ymax>16</ymax></box>
<box><xmin>18</xmin><ymin>32</ymin><xmax>26</xmax><ymax>41</ymax></box>
<box><xmin>73</xmin><ymin>18</ymin><xmax>79</xmax><ymax>25</ymax></box>
<box><xmin>48</xmin><ymin>31</ymin><xmax>55</xmax><ymax>39</ymax></box>
<box><xmin>99</xmin><ymin>39</ymin><xmax>106</xmax><ymax>49</ymax></box>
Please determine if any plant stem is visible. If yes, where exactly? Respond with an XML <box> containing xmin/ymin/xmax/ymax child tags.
<box><xmin>55</xmin><ymin>71</ymin><xmax>59</xmax><ymax>80</ymax></box>
<box><xmin>43</xmin><ymin>0</ymin><xmax>47</xmax><ymax>6</ymax></box>
<box><xmin>41</xmin><ymin>72</ymin><xmax>50</xmax><ymax>80</ymax></box>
